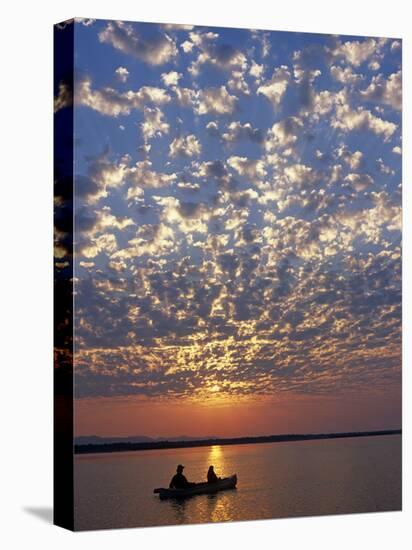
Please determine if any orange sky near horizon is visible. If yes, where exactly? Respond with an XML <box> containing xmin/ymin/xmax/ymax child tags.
<box><xmin>75</xmin><ymin>388</ymin><xmax>401</xmax><ymax>439</ymax></box>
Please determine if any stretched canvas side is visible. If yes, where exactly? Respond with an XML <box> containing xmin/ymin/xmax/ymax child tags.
<box><xmin>53</xmin><ymin>19</ymin><xmax>75</xmax><ymax>532</ymax></box>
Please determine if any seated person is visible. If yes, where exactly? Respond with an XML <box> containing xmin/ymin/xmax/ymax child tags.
<box><xmin>207</xmin><ymin>465</ymin><xmax>220</xmax><ymax>483</ymax></box>
<box><xmin>169</xmin><ymin>464</ymin><xmax>194</xmax><ymax>488</ymax></box>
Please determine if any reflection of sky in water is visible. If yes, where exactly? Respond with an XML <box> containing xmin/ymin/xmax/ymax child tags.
<box><xmin>75</xmin><ymin>436</ymin><xmax>401</xmax><ymax>530</ymax></box>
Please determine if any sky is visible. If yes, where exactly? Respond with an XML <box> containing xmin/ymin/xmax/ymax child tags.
<box><xmin>54</xmin><ymin>18</ymin><xmax>402</xmax><ymax>438</ymax></box>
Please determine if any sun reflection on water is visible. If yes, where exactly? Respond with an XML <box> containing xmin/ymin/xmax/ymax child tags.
<box><xmin>207</xmin><ymin>445</ymin><xmax>222</xmax><ymax>462</ymax></box>
<box><xmin>207</xmin><ymin>493</ymin><xmax>233</xmax><ymax>523</ymax></box>
<box><xmin>206</xmin><ymin>445</ymin><xmax>226</xmax><ymax>477</ymax></box>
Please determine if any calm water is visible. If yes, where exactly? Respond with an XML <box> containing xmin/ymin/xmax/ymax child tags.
<box><xmin>74</xmin><ymin>435</ymin><xmax>401</xmax><ymax>530</ymax></box>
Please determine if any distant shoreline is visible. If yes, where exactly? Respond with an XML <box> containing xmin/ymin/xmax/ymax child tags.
<box><xmin>74</xmin><ymin>429</ymin><xmax>401</xmax><ymax>455</ymax></box>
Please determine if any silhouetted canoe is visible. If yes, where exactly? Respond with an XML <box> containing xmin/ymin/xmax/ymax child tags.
<box><xmin>154</xmin><ymin>474</ymin><xmax>237</xmax><ymax>499</ymax></box>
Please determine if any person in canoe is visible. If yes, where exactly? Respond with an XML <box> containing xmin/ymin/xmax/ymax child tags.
<box><xmin>169</xmin><ymin>464</ymin><xmax>195</xmax><ymax>489</ymax></box>
<box><xmin>207</xmin><ymin>465</ymin><xmax>221</xmax><ymax>483</ymax></box>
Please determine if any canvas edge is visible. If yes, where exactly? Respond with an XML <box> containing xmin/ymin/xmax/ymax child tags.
<box><xmin>53</xmin><ymin>18</ymin><xmax>75</xmax><ymax>532</ymax></box>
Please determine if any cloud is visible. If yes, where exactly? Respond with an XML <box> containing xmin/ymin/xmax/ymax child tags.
<box><xmin>112</xmin><ymin>223</ymin><xmax>176</xmax><ymax>259</ymax></box>
<box><xmin>54</xmin><ymin>81</ymin><xmax>73</xmax><ymax>113</ymax></box>
<box><xmin>228</xmin><ymin>70</ymin><xmax>250</xmax><ymax>95</ymax></box>
<box><xmin>332</xmin><ymin>101</ymin><xmax>397</xmax><ymax>140</ymax></box>
<box><xmin>177</xmin><ymin>181</ymin><xmax>200</xmax><ymax>191</ymax></box>
<box><xmin>227</xmin><ymin>156</ymin><xmax>267</xmax><ymax>179</ymax></box>
<box><xmin>99</xmin><ymin>20</ymin><xmax>177</xmax><ymax>65</ymax></box>
<box><xmin>81</xmin><ymin>232</ymin><xmax>118</xmax><ymax>259</ymax></box>
<box><xmin>344</xmin><ymin>173</ymin><xmax>374</xmax><ymax>192</ymax></box>
<box><xmin>284</xmin><ymin>163</ymin><xmax>317</xmax><ymax>188</ymax></box>
<box><xmin>222</xmin><ymin>121</ymin><xmax>264</xmax><ymax>144</ymax></box>
<box><xmin>257</xmin><ymin>65</ymin><xmax>291</xmax><ymax>107</ymax></box>
<box><xmin>93</xmin><ymin>207</ymin><xmax>134</xmax><ymax>232</ymax></box>
<box><xmin>376</xmin><ymin>158</ymin><xmax>394</xmax><ymax>176</ymax></box>
<box><xmin>91</xmin><ymin>158</ymin><xmax>128</xmax><ymax>188</ymax></box>
<box><xmin>181</xmin><ymin>39</ymin><xmax>195</xmax><ymax>53</ymax></box>
<box><xmin>161</xmin><ymin>71</ymin><xmax>182</xmax><ymax>87</ymax></box>
<box><xmin>72</xmin><ymin>22</ymin><xmax>401</xmax><ymax>407</ymax></box>
<box><xmin>330</xmin><ymin>38</ymin><xmax>377</xmax><ymax>66</ymax></box>
<box><xmin>77</xmin><ymin>207</ymin><xmax>135</xmax><ymax>260</ymax></box>
<box><xmin>308</xmin><ymin>90</ymin><xmax>339</xmax><ymax>118</ymax></box>
<box><xmin>141</xmin><ymin>107</ymin><xmax>170</xmax><ymax>141</ymax></box>
<box><xmin>115</xmin><ymin>66</ymin><xmax>129</xmax><ymax>82</ymax></box>
<box><xmin>127</xmin><ymin>160</ymin><xmax>177</xmax><ymax>198</ymax></box>
<box><xmin>76</xmin><ymin>154</ymin><xmax>130</xmax><ymax>203</ymax></box>
<box><xmin>197</xmin><ymin>160</ymin><xmax>233</xmax><ymax>188</ymax></box>
<box><xmin>169</xmin><ymin>134</ymin><xmax>202</xmax><ymax>157</ymax></box>
<box><xmin>185</xmin><ymin>31</ymin><xmax>247</xmax><ymax>78</ymax></box>
<box><xmin>162</xmin><ymin>23</ymin><xmax>194</xmax><ymax>31</ymax></box>
<box><xmin>74</xmin><ymin>214</ymin><xmax>401</xmax><ymax>395</ymax></box>
<box><xmin>264</xmin><ymin>116</ymin><xmax>303</xmax><ymax>151</ymax></box>
<box><xmin>368</xmin><ymin>60</ymin><xmax>380</xmax><ymax>71</ymax></box>
<box><xmin>251</xmin><ymin>30</ymin><xmax>271</xmax><ymax>59</ymax></box>
<box><xmin>336</xmin><ymin>146</ymin><xmax>363</xmax><ymax>170</ymax></box>
<box><xmin>337</xmin><ymin>190</ymin><xmax>401</xmax><ymax>242</ymax></box>
<box><xmin>360</xmin><ymin>71</ymin><xmax>402</xmax><ymax>110</ymax></box>
<box><xmin>249</xmin><ymin>61</ymin><xmax>264</xmax><ymax>82</ymax></box>
<box><xmin>330</xmin><ymin>65</ymin><xmax>362</xmax><ymax>85</ymax></box>
<box><xmin>206</xmin><ymin>121</ymin><xmax>219</xmax><ymax>136</ymax></box>
<box><xmin>153</xmin><ymin>196</ymin><xmax>212</xmax><ymax>234</ymax></box>
<box><xmin>76</xmin><ymin>17</ymin><xmax>95</xmax><ymax>27</ymax></box>
<box><xmin>196</xmin><ymin>86</ymin><xmax>238</xmax><ymax>115</ymax></box>
<box><xmin>174</xmin><ymin>86</ymin><xmax>197</xmax><ymax>107</ymax></box>
<box><xmin>300</xmin><ymin>87</ymin><xmax>398</xmax><ymax>141</ymax></box>
<box><xmin>75</xmin><ymin>76</ymin><xmax>170</xmax><ymax>117</ymax></box>
<box><xmin>78</xmin><ymin>153</ymin><xmax>178</xmax><ymax>205</ymax></box>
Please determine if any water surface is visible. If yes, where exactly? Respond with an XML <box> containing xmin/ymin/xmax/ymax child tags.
<box><xmin>74</xmin><ymin>434</ymin><xmax>401</xmax><ymax>530</ymax></box>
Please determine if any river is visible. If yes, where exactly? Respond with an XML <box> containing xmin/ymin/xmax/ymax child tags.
<box><xmin>74</xmin><ymin>434</ymin><xmax>401</xmax><ymax>530</ymax></box>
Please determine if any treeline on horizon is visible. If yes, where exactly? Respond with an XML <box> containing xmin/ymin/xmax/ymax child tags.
<box><xmin>74</xmin><ymin>429</ymin><xmax>401</xmax><ymax>455</ymax></box>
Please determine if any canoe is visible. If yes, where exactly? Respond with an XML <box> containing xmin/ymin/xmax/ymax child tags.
<box><xmin>154</xmin><ymin>474</ymin><xmax>237</xmax><ymax>500</ymax></box>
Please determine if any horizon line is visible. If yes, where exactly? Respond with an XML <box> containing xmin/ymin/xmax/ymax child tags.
<box><xmin>75</xmin><ymin>427</ymin><xmax>402</xmax><ymax>440</ymax></box>
<box><xmin>75</xmin><ymin>428</ymin><xmax>402</xmax><ymax>455</ymax></box>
